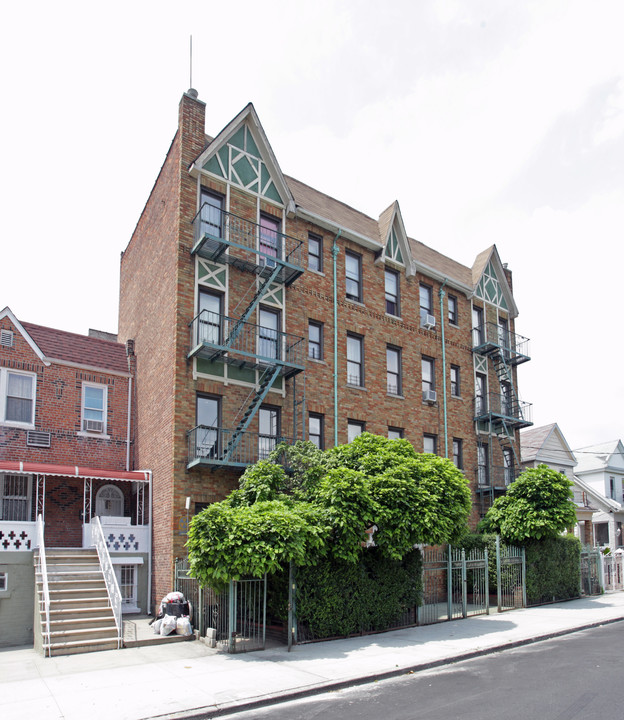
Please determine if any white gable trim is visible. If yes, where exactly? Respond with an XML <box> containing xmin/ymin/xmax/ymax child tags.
<box><xmin>473</xmin><ymin>247</ymin><xmax>519</xmax><ymax>318</ymax></box>
<box><xmin>0</xmin><ymin>307</ymin><xmax>50</xmax><ymax>366</ymax></box>
<box><xmin>189</xmin><ymin>103</ymin><xmax>295</xmax><ymax>214</ymax></box>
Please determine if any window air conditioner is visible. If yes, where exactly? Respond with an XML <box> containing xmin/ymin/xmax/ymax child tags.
<box><xmin>84</xmin><ymin>419</ymin><xmax>104</xmax><ymax>433</ymax></box>
<box><xmin>422</xmin><ymin>314</ymin><xmax>436</xmax><ymax>330</ymax></box>
<box><xmin>423</xmin><ymin>389</ymin><xmax>437</xmax><ymax>404</ymax></box>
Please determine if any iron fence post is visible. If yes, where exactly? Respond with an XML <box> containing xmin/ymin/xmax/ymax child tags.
<box><xmin>262</xmin><ymin>573</ymin><xmax>267</xmax><ymax>650</ymax></box>
<box><xmin>521</xmin><ymin>546</ymin><xmax>527</xmax><ymax>608</ymax></box>
<box><xmin>484</xmin><ymin>547</ymin><xmax>490</xmax><ymax>614</ymax></box>
<box><xmin>461</xmin><ymin>549</ymin><xmax>467</xmax><ymax>618</ymax></box>
<box><xmin>496</xmin><ymin>535</ymin><xmax>502</xmax><ymax>613</ymax></box>
<box><xmin>447</xmin><ymin>545</ymin><xmax>453</xmax><ymax>621</ymax></box>
<box><xmin>198</xmin><ymin>582</ymin><xmax>204</xmax><ymax>637</ymax></box>
<box><xmin>228</xmin><ymin>580</ymin><xmax>236</xmax><ymax>653</ymax></box>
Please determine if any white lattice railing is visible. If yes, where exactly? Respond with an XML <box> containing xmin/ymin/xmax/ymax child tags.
<box><xmin>91</xmin><ymin>516</ymin><xmax>123</xmax><ymax>648</ymax></box>
<box><xmin>0</xmin><ymin>521</ymin><xmax>37</xmax><ymax>551</ymax></box>
<box><xmin>36</xmin><ymin>515</ymin><xmax>51</xmax><ymax>656</ymax></box>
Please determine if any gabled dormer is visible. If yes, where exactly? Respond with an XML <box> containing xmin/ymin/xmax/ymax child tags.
<box><xmin>377</xmin><ymin>201</ymin><xmax>414</xmax><ymax>276</ymax></box>
<box><xmin>472</xmin><ymin>245</ymin><xmax>518</xmax><ymax>318</ymax></box>
<box><xmin>0</xmin><ymin>306</ymin><xmax>49</xmax><ymax>366</ymax></box>
<box><xmin>190</xmin><ymin>103</ymin><xmax>295</xmax><ymax>213</ymax></box>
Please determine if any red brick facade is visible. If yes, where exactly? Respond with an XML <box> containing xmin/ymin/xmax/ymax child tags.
<box><xmin>119</xmin><ymin>91</ymin><xmax>531</xmax><ymax>605</ymax></box>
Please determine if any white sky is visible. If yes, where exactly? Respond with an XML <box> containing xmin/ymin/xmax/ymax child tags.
<box><xmin>2</xmin><ymin>0</ymin><xmax>623</xmax><ymax>450</ymax></box>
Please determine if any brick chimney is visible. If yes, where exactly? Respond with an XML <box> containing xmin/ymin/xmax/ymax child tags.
<box><xmin>178</xmin><ymin>89</ymin><xmax>207</xmax><ymax>167</ymax></box>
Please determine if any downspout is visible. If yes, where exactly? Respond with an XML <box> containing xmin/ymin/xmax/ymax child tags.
<box><xmin>332</xmin><ymin>230</ymin><xmax>342</xmax><ymax>447</ymax></box>
<box><xmin>438</xmin><ymin>279</ymin><xmax>448</xmax><ymax>458</ymax></box>
<box><xmin>126</xmin><ymin>377</ymin><xmax>132</xmax><ymax>471</ymax></box>
<box><xmin>146</xmin><ymin>470</ymin><xmax>153</xmax><ymax>615</ymax></box>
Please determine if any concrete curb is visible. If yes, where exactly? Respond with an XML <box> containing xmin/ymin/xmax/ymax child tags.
<box><xmin>150</xmin><ymin>614</ymin><xmax>624</xmax><ymax>720</ymax></box>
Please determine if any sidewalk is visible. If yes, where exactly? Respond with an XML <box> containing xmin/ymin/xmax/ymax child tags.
<box><xmin>4</xmin><ymin>593</ymin><xmax>624</xmax><ymax>720</ymax></box>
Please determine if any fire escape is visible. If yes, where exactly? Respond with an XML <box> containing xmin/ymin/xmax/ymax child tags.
<box><xmin>186</xmin><ymin>204</ymin><xmax>305</xmax><ymax>468</ymax></box>
<box><xmin>472</xmin><ymin>321</ymin><xmax>532</xmax><ymax>515</ymax></box>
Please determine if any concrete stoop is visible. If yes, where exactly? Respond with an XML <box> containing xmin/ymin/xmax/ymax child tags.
<box><xmin>35</xmin><ymin>548</ymin><xmax>121</xmax><ymax>657</ymax></box>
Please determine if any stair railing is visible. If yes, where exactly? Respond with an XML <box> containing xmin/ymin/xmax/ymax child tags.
<box><xmin>36</xmin><ymin>514</ymin><xmax>52</xmax><ymax>656</ymax></box>
<box><xmin>91</xmin><ymin>516</ymin><xmax>123</xmax><ymax>648</ymax></box>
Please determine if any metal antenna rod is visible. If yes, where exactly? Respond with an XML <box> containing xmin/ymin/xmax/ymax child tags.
<box><xmin>189</xmin><ymin>35</ymin><xmax>193</xmax><ymax>88</ymax></box>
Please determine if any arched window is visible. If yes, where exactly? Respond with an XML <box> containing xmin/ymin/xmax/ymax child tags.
<box><xmin>95</xmin><ymin>485</ymin><xmax>124</xmax><ymax>517</ymax></box>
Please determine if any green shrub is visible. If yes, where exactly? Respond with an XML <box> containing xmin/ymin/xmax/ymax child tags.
<box><xmin>525</xmin><ymin>535</ymin><xmax>581</xmax><ymax>605</ymax></box>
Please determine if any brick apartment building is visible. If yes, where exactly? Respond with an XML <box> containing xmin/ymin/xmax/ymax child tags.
<box><xmin>0</xmin><ymin>307</ymin><xmax>151</xmax><ymax>648</ymax></box>
<box><xmin>118</xmin><ymin>89</ymin><xmax>532</xmax><ymax>606</ymax></box>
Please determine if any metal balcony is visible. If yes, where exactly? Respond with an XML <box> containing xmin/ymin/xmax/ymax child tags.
<box><xmin>188</xmin><ymin>310</ymin><xmax>305</xmax><ymax>378</ymax></box>
<box><xmin>187</xmin><ymin>426</ymin><xmax>294</xmax><ymax>469</ymax></box>
<box><xmin>472</xmin><ymin>322</ymin><xmax>530</xmax><ymax>365</ymax></box>
<box><xmin>474</xmin><ymin>393</ymin><xmax>533</xmax><ymax>430</ymax></box>
<box><xmin>475</xmin><ymin>464</ymin><xmax>520</xmax><ymax>492</ymax></box>
<box><xmin>191</xmin><ymin>207</ymin><xmax>304</xmax><ymax>286</ymax></box>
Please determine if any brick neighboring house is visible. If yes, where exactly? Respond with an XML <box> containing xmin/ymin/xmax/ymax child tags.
<box><xmin>118</xmin><ymin>89</ymin><xmax>533</xmax><ymax>608</ymax></box>
<box><xmin>0</xmin><ymin>307</ymin><xmax>151</xmax><ymax>648</ymax></box>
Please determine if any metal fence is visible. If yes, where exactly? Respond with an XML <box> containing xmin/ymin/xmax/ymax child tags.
<box><xmin>580</xmin><ymin>548</ymin><xmax>602</xmax><ymax>596</ymax></box>
<box><xmin>496</xmin><ymin>539</ymin><xmax>526</xmax><ymax>611</ymax></box>
<box><xmin>602</xmin><ymin>552</ymin><xmax>624</xmax><ymax>592</ymax></box>
<box><xmin>174</xmin><ymin>559</ymin><xmax>267</xmax><ymax>653</ymax></box>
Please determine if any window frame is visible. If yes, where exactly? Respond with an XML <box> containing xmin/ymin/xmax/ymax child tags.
<box><xmin>308</xmin><ymin>412</ymin><xmax>324</xmax><ymax>449</ymax></box>
<box><xmin>420</xmin><ymin>283</ymin><xmax>434</xmax><ymax>327</ymax></box>
<box><xmin>198</xmin><ymin>288</ymin><xmax>224</xmax><ymax>346</ymax></box>
<box><xmin>450</xmin><ymin>364</ymin><xmax>461</xmax><ymax>397</ymax></box>
<box><xmin>80</xmin><ymin>382</ymin><xmax>108</xmax><ymax>435</ymax></box>
<box><xmin>0</xmin><ymin>473</ymin><xmax>33</xmax><ymax>522</ymax></box>
<box><xmin>448</xmin><ymin>294</ymin><xmax>458</xmax><ymax>325</ymax></box>
<box><xmin>452</xmin><ymin>438</ymin><xmax>463</xmax><ymax>470</ymax></box>
<box><xmin>258</xmin><ymin>405</ymin><xmax>280</xmax><ymax>460</ymax></box>
<box><xmin>423</xmin><ymin>433</ymin><xmax>437</xmax><ymax>455</ymax></box>
<box><xmin>472</xmin><ymin>305</ymin><xmax>484</xmax><ymax>346</ymax></box>
<box><xmin>388</xmin><ymin>426</ymin><xmax>404</xmax><ymax>440</ymax></box>
<box><xmin>346</xmin><ymin>332</ymin><xmax>364</xmax><ymax>387</ymax></box>
<box><xmin>345</xmin><ymin>250</ymin><xmax>363</xmax><ymax>302</ymax></box>
<box><xmin>199</xmin><ymin>188</ymin><xmax>225</xmax><ymax>239</ymax></box>
<box><xmin>0</xmin><ymin>369</ymin><xmax>36</xmax><ymax>427</ymax></box>
<box><xmin>308</xmin><ymin>232</ymin><xmax>323</xmax><ymax>272</ymax></box>
<box><xmin>347</xmin><ymin>419</ymin><xmax>366</xmax><ymax>443</ymax></box>
<box><xmin>195</xmin><ymin>394</ymin><xmax>221</xmax><ymax>459</ymax></box>
<box><xmin>308</xmin><ymin>320</ymin><xmax>323</xmax><ymax>361</ymax></box>
<box><xmin>386</xmin><ymin>345</ymin><xmax>402</xmax><ymax>396</ymax></box>
<box><xmin>384</xmin><ymin>268</ymin><xmax>400</xmax><ymax>316</ymax></box>
<box><xmin>258</xmin><ymin>306</ymin><xmax>281</xmax><ymax>360</ymax></box>
<box><xmin>478</xmin><ymin>442</ymin><xmax>489</xmax><ymax>486</ymax></box>
<box><xmin>421</xmin><ymin>356</ymin><xmax>435</xmax><ymax>393</ymax></box>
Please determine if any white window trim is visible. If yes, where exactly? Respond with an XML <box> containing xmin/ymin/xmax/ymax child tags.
<box><xmin>79</xmin><ymin>382</ymin><xmax>108</xmax><ymax>437</ymax></box>
<box><xmin>0</xmin><ymin>368</ymin><xmax>36</xmax><ymax>428</ymax></box>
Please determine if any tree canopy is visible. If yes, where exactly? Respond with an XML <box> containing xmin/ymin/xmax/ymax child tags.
<box><xmin>187</xmin><ymin>433</ymin><xmax>472</xmax><ymax>586</ymax></box>
<box><xmin>478</xmin><ymin>464</ymin><xmax>577</xmax><ymax>543</ymax></box>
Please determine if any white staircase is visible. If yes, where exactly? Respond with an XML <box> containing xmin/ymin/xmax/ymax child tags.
<box><xmin>35</xmin><ymin>548</ymin><xmax>121</xmax><ymax>656</ymax></box>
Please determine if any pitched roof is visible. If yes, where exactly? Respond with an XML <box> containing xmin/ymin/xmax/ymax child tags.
<box><xmin>573</xmin><ymin>440</ymin><xmax>624</xmax><ymax>473</ymax></box>
<box><xmin>520</xmin><ymin>423</ymin><xmax>558</xmax><ymax>462</ymax></box>
<box><xmin>21</xmin><ymin>321</ymin><xmax>129</xmax><ymax>374</ymax></box>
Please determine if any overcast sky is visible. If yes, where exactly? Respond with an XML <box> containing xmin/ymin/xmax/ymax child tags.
<box><xmin>2</xmin><ymin>0</ymin><xmax>623</xmax><ymax>450</ymax></box>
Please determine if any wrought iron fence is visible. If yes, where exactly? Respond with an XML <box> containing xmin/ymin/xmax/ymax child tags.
<box><xmin>580</xmin><ymin>547</ymin><xmax>602</xmax><ymax>596</ymax></box>
<box><xmin>174</xmin><ymin>559</ymin><xmax>267</xmax><ymax>653</ymax></box>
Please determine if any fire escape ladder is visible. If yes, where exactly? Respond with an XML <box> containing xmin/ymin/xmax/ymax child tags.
<box><xmin>221</xmin><ymin>264</ymin><xmax>282</xmax><ymax>353</ymax></box>
<box><xmin>220</xmin><ymin>365</ymin><xmax>282</xmax><ymax>463</ymax></box>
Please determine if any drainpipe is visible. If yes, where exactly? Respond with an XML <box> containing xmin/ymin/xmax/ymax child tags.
<box><xmin>331</xmin><ymin>231</ymin><xmax>342</xmax><ymax>447</ymax></box>
<box><xmin>126</xmin><ymin>377</ymin><xmax>132</xmax><ymax>471</ymax></box>
<box><xmin>146</xmin><ymin>470</ymin><xmax>153</xmax><ymax>615</ymax></box>
<box><xmin>438</xmin><ymin>279</ymin><xmax>448</xmax><ymax>458</ymax></box>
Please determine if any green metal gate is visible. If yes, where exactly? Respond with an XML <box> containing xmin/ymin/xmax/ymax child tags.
<box><xmin>580</xmin><ymin>547</ymin><xmax>601</xmax><ymax>596</ymax></box>
<box><xmin>496</xmin><ymin>537</ymin><xmax>526</xmax><ymax>611</ymax></box>
<box><xmin>174</xmin><ymin>559</ymin><xmax>267</xmax><ymax>653</ymax></box>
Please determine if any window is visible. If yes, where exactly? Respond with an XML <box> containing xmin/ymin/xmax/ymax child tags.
<box><xmin>388</xmin><ymin>427</ymin><xmax>404</xmax><ymax>440</ymax></box>
<box><xmin>1</xmin><ymin>370</ymin><xmax>35</xmax><ymax>426</ymax></box>
<box><xmin>95</xmin><ymin>485</ymin><xmax>124</xmax><ymax>517</ymax></box>
<box><xmin>423</xmin><ymin>434</ymin><xmax>437</xmax><ymax>454</ymax></box>
<box><xmin>472</xmin><ymin>306</ymin><xmax>484</xmax><ymax>346</ymax></box>
<box><xmin>0</xmin><ymin>474</ymin><xmax>32</xmax><ymax>522</ymax></box>
<box><xmin>259</xmin><ymin>406</ymin><xmax>280</xmax><ymax>459</ymax></box>
<box><xmin>348</xmin><ymin>420</ymin><xmax>365</xmax><ymax>443</ymax></box>
<box><xmin>498</xmin><ymin>317</ymin><xmax>510</xmax><ymax>355</ymax></box>
<box><xmin>117</xmin><ymin>565</ymin><xmax>137</xmax><ymax>607</ymax></box>
<box><xmin>198</xmin><ymin>290</ymin><xmax>223</xmax><ymax>345</ymax></box>
<box><xmin>448</xmin><ymin>295</ymin><xmax>458</xmax><ymax>325</ymax></box>
<box><xmin>420</xmin><ymin>284</ymin><xmax>433</xmax><ymax>326</ymax></box>
<box><xmin>452</xmin><ymin>438</ymin><xmax>463</xmax><ymax>469</ymax></box>
<box><xmin>259</xmin><ymin>214</ymin><xmax>281</xmax><ymax>265</ymax></box>
<box><xmin>475</xmin><ymin>372</ymin><xmax>487</xmax><ymax>414</ymax></box>
<box><xmin>503</xmin><ymin>448</ymin><xmax>515</xmax><ymax>486</ymax></box>
<box><xmin>422</xmin><ymin>356</ymin><xmax>435</xmax><ymax>396</ymax></box>
<box><xmin>81</xmin><ymin>383</ymin><xmax>107</xmax><ymax>434</ymax></box>
<box><xmin>0</xmin><ymin>573</ymin><xmax>6</xmax><ymax>592</ymax></box>
<box><xmin>308</xmin><ymin>321</ymin><xmax>323</xmax><ymax>360</ymax></box>
<box><xmin>450</xmin><ymin>365</ymin><xmax>460</xmax><ymax>397</ymax></box>
<box><xmin>610</xmin><ymin>476</ymin><xmax>616</xmax><ymax>500</ymax></box>
<box><xmin>308</xmin><ymin>233</ymin><xmax>322</xmax><ymax>272</ymax></box>
<box><xmin>385</xmin><ymin>269</ymin><xmax>400</xmax><ymax>316</ymax></box>
<box><xmin>345</xmin><ymin>251</ymin><xmax>362</xmax><ymax>302</ymax></box>
<box><xmin>501</xmin><ymin>381</ymin><xmax>512</xmax><ymax>417</ymax></box>
<box><xmin>196</xmin><ymin>395</ymin><xmax>220</xmax><ymax>458</ymax></box>
<box><xmin>199</xmin><ymin>189</ymin><xmax>224</xmax><ymax>238</ymax></box>
<box><xmin>347</xmin><ymin>333</ymin><xmax>364</xmax><ymax>386</ymax></box>
<box><xmin>386</xmin><ymin>346</ymin><xmax>402</xmax><ymax>395</ymax></box>
<box><xmin>309</xmin><ymin>413</ymin><xmax>324</xmax><ymax>449</ymax></box>
<box><xmin>478</xmin><ymin>442</ymin><xmax>489</xmax><ymax>486</ymax></box>
<box><xmin>258</xmin><ymin>307</ymin><xmax>280</xmax><ymax>359</ymax></box>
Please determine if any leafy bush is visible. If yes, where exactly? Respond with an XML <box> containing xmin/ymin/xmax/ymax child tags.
<box><xmin>295</xmin><ymin>548</ymin><xmax>423</xmax><ymax>638</ymax></box>
<box><xmin>525</xmin><ymin>535</ymin><xmax>581</xmax><ymax>605</ymax></box>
